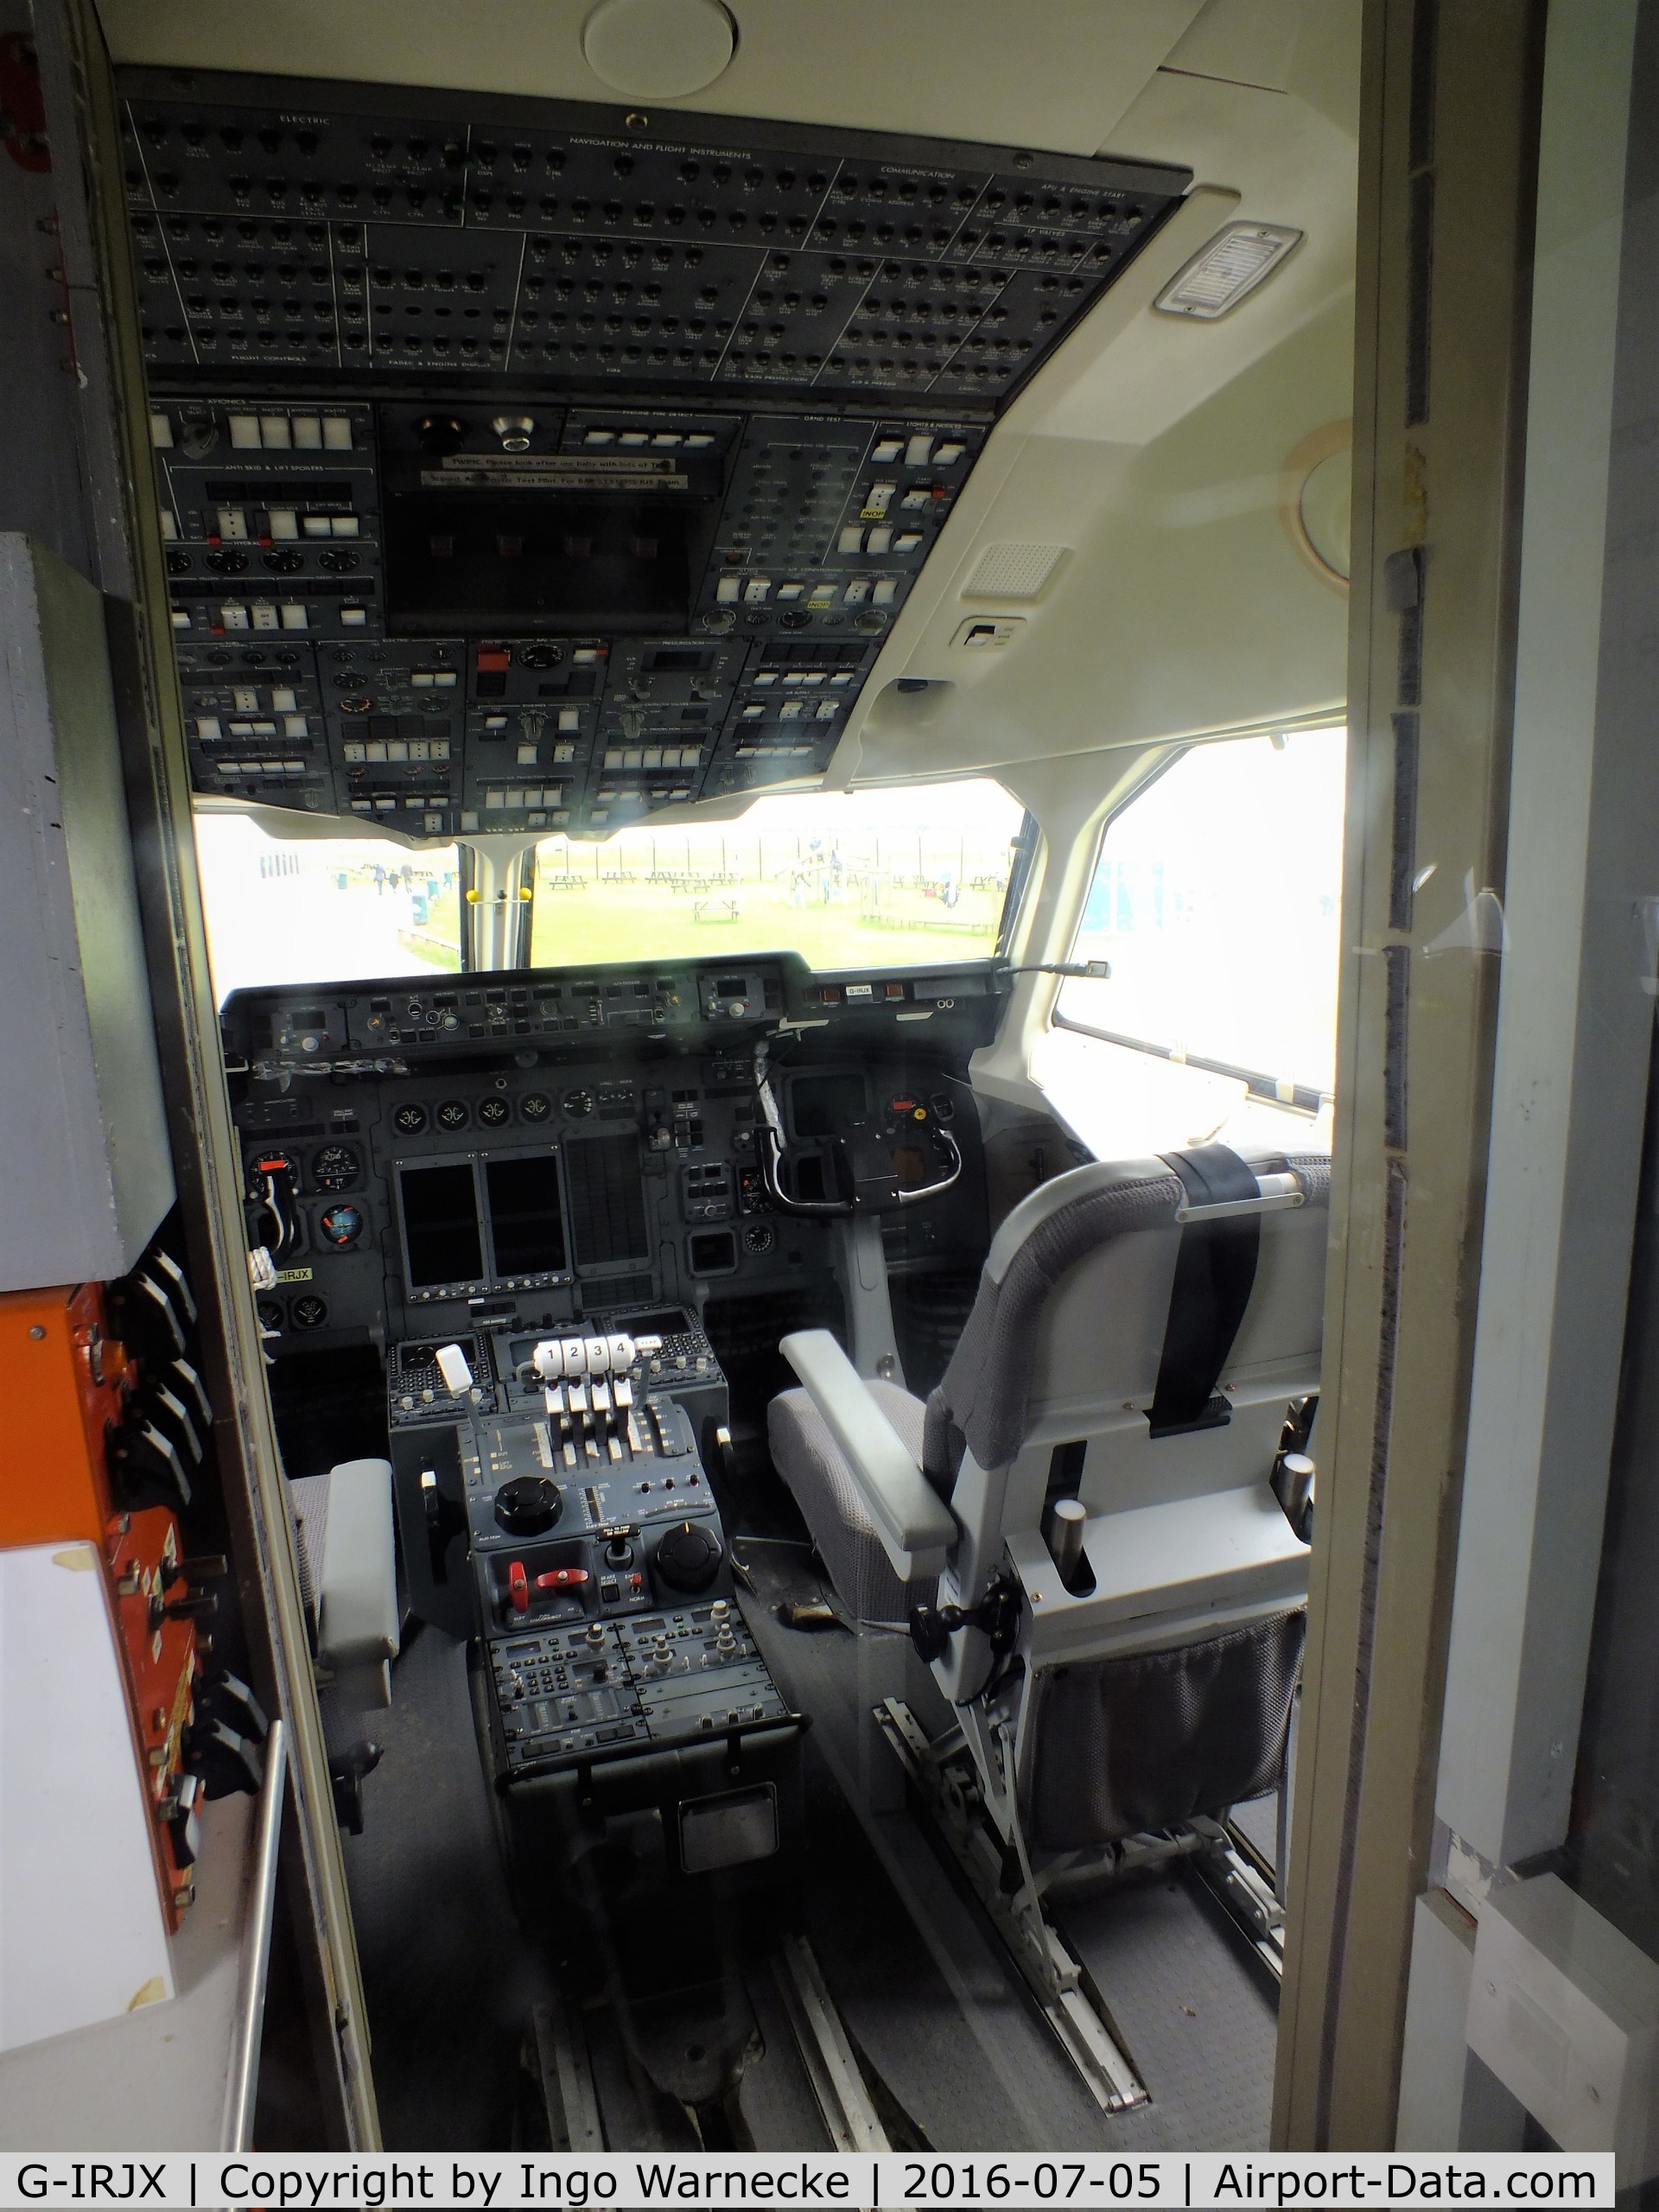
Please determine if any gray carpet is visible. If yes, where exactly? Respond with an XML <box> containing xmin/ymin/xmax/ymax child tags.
<box><xmin>340</xmin><ymin>1621</ymin><xmax>550</xmax><ymax>2150</ymax></box>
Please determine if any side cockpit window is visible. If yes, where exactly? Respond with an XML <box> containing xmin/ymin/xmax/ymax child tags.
<box><xmin>1046</xmin><ymin>728</ymin><xmax>1347</xmax><ymax>1154</ymax></box>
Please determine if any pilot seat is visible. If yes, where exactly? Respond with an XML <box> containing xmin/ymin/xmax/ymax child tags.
<box><xmin>766</xmin><ymin>1142</ymin><xmax>1325</xmax><ymax>2107</ymax></box>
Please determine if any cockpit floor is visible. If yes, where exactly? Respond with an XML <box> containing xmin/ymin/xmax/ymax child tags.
<box><xmin>340</xmin><ymin>1618</ymin><xmax>551</xmax><ymax>2152</ymax></box>
<box><xmin>342</xmin><ymin>1580</ymin><xmax>1274</xmax><ymax>2152</ymax></box>
<box><xmin>737</xmin><ymin>1541</ymin><xmax>1279</xmax><ymax>2152</ymax></box>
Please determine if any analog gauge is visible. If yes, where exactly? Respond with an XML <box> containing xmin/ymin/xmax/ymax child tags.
<box><xmin>476</xmin><ymin>1096</ymin><xmax>512</xmax><ymax>1128</ymax></box>
<box><xmin>743</xmin><ymin>1223</ymin><xmax>775</xmax><ymax>1255</ymax></box>
<box><xmin>317</xmin><ymin>1203</ymin><xmax>365</xmax><ymax>1248</ymax></box>
<box><xmin>435</xmin><ymin>1099</ymin><xmax>470</xmax><ymax>1131</ymax></box>
<box><xmin>563</xmin><ymin>1088</ymin><xmax>594</xmax><ymax>1118</ymax></box>
<box><xmin>256</xmin><ymin>1300</ymin><xmax>283</xmax><ymax>1335</ymax></box>
<box><xmin>261</xmin><ymin>549</ymin><xmax>304</xmax><ymax>574</ymax></box>
<box><xmin>245</xmin><ymin>1147</ymin><xmax>297</xmax><ymax>1199</ymax></box>
<box><xmin>519</xmin><ymin>1092</ymin><xmax>552</xmax><ymax>1123</ymax></box>
<box><xmin>392</xmin><ymin>1102</ymin><xmax>428</xmax><ymax>1136</ymax></box>
<box><xmin>290</xmin><ymin>1294</ymin><xmax>328</xmax><ymax>1329</ymax></box>
<box><xmin>312</xmin><ymin>1143</ymin><xmax>360</xmax><ymax>1191</ymax></box>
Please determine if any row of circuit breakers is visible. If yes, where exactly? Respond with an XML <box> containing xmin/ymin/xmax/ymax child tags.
<box><xmin>123</xmin><ymin>69</ymin><xmax>1189</xmax><ymax>836</ymax></box>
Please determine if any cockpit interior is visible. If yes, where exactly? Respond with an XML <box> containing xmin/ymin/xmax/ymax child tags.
<box><xmin>10</xmin><ymin>0</ymin><xmax>1652</xmax><ymax>2179</ymax></box>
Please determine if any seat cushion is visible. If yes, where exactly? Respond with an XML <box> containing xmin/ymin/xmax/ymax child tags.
<box><xmin>768</xmin><ymin>1379</ymin><xmax>937</xmax><ymax>1627</ymax></box>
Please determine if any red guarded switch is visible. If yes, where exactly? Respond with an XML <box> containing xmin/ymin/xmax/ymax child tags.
<box><xmin>506</xmin><ymin>1558</ymin><xmax>589</xmax><ymax>1618</ymax></box>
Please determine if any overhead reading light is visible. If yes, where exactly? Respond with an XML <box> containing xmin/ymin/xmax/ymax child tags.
<box><xmin>1154</xmin><ymin>221</ymin><xmax>1304</xmax><ymax>320</ymax></box>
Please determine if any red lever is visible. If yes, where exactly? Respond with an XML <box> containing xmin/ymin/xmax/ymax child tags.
<box><xmin>534</xmin><ymin>1567</ymin><xmax>589</xmax><ymax>1589</ymax></box>
<box><xmin>507</xmin><ymin>1560</ymin><xmax>529</xmax><ymax>1615</ymax></box>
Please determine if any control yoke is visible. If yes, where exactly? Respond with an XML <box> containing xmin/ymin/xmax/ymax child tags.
<box><xmin>754</xmin><ymin>1054</ymin><xmax>961</xmax><ymax>1218</ymax></box>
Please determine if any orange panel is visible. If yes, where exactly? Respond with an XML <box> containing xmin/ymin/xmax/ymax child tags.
<box><xmin>109</xmin><ymin>1506</ymin><xmax>201</xmax><ymax>1929</ymax></box>
<box><xmin>0</xmin><ymin>1283</ymin><xmax>130</xmax><ymax>1548</ymax></box>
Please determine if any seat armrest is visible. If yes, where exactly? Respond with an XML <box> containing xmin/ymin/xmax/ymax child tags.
<box><xmin>317</xmin><ymin>1458</ymin><xmax>400</xmax><ymax>1682</ymax></box>
<box><xmin>779</xmin><ymin>1331</ymin><xmax>957</xmax><ymax>1579</ymax></box>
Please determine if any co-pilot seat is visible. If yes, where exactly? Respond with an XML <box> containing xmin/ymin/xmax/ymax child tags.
<box><xmin>767</xmin><ymin>1145</ymin><xmax>1326</xmax><ymax>1855</ymax></box>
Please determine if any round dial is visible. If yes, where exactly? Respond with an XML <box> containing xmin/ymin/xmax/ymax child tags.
<box><xmin>317</xmin><ymin>1203</ymin><xmax>364</xmax><ymax>1248</ymax></box>
<box><xmin>743</xmin><ymin>1223</ymin><xmax>775</xmax><ymax>1255</ymax></box>
<box><xmin>518</xmin><ymin>1092</ymin><xmax>552</xmax><ymax>1123</ymax></box>
<box><xmin>494</xmin><ymin>1476</ymin><xmax>563</xmax><ymax>1536</ymax></box>
<box><xmin>476</xmin><ymin>1096</ymin><xmax>512</xmax><ymax>1128</ymax></box>
<box><xmin>290</xmin><ymin>1294</ymin><xmax>328</xmax><ymax>1330</ymax></box>
<box><xmin>654</xmin><ymin>1520</ymin><xmax>723</xmax><ymax>1595</ymax></box>
<box><xmin>312</xmin><ymin>1143</ymin><xmax>360</xmax><ymax>1191</ymax></box>
<box><xmin>563</xmin><ymin>1088</ymin><xmax>594</xmax><ymax>1118</ymax></box>
<box><xmin>245</xmin><ymin>1148</ymin><xmax>296</xmax><ymax>1199</ymax></box>
<box><xmin>256</xmin><ymin>1300</ymin><xmax>283</xmax><ymax>1334</ymax></box>
<box><xmin>435</xmin><ymin>1099</ymin><xmax>470</xmax><ymax>1131</ymax></box>
<box><xmin>261</xmin><ymin>549</ymin><xmax>304</xmax><ymax>574</ymax></box>
<box><xmin>392</xmin><ymin>1102</ymin><xmax>428</xmax><ymax>1136</ymax></box>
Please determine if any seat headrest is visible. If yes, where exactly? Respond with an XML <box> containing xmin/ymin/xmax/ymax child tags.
<box><xmin>925</xmin><ymin>1151</ymin><xmax>1330</xmax><ymax>1481</ymax></box>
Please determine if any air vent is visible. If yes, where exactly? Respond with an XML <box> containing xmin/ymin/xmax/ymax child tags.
<box><xmin>962</xmin><ymin>543</ymin><xmax>1070</xmax><ymax>601</ymax></box>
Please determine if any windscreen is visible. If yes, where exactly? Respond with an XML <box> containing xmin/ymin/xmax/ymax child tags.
<box><xmin>530</xmin><ymin>780</ymin><xmax>1026</xmax><ymax>973</ymax></box>
<box><xmin>397</xmin><ymin>1162</ymin><xmax>484</xmax><ymax>1288</ymax></box>
<box><xmin>194</xmin><ymin>815</ymin><xmax>461</xmax><ymax>1004</ymax></box>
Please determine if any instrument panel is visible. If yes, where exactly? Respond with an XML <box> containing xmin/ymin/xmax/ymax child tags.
<box><xmin>227</xmin><ymin>951</ymin><xmax>1001</xmax><ymax>1352</ymax></box>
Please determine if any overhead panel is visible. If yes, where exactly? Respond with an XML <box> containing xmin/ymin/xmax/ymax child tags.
<box><xmin>121</xmin><ymin>70</ymin><xmax>1188</xmax><ymax>837</ymax></box>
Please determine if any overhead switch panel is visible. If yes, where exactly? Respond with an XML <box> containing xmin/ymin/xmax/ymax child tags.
<box><xmin>120</xmin><ymin>69</ymin><xmax>1188</xmax><ymax>838</ymax></box>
